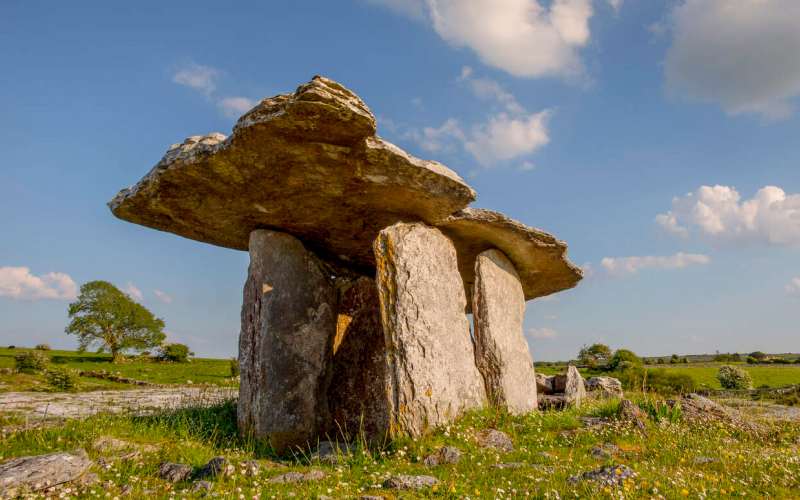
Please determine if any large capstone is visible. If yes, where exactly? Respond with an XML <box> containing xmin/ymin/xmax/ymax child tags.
<box><xmin>327</xmin><ymin>276</ymin><xmax>391</xmax><ymax>440</ymax></box>
<box><xmin>472</xmin><ymin>249</ymin><xmax>538</xmax><ymax>414</ymax></box>
<box><xmin>109</xmin><ymin>76</ymin><xmax>475</xmax><ymax>274</ymax></box>
<box><xmin>238</xmin><ymin>229</ymin><xmax>337</xmax><ymax>454</ymax></box>
<box><xmin>374</xmin><ymin>222</ymin><xmax>486</xmax><ymax>437</ymax></box>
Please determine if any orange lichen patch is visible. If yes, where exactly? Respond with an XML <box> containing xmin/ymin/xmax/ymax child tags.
<box><xmin>333</xmin><ymin>314</ymin><xmax>353</xmax><ymax>354</ymax></box>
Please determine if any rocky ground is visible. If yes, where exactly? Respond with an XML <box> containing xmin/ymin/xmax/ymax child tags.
<box><xmin>0</xmin><ymin>387</ymin><xmax>236</xmax><ymax>421</ymax></box>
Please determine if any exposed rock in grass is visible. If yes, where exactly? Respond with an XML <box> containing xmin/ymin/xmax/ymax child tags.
<box><xmin>476</xmin><ymin>429</ymin><xmax>514</xmax><ymax>452</ymax></box>
<box><xmin>158</xmin><ymin>462</ymin><xmax>193</xmax><ymax>483</ymax></box>
<box><xmin>0</xmin><ymin>449</ymin><xmax>92</xmax><ymax>497</ymax></box>
<box><xmin>568</xmin><ymin>464</ymin><xmax>637</xmax><ymax>487</ymax></box>
<box><xmin>382</xmin><ymin>474</ymin><xmax>439</xmax><ymax>490</ymax></box>
<box><xmin>589</xmin><ymin>443</ymin><xmax>620</xmax><ymax>459</ymax></box>
<box><xmin>240</xmin><ymin>459</ymin><xmax>261</xmax><ymax>476</ymax></box>
<box><xmin>192</xmin><ymin>480</ymin><xmax>213</xmax><ymax>493</ymax></box>
<box><xmin>585</xmin><ymin>376</ymin><xmax>624</xmax><ymax>398</ymax></box>
<box><xmin>618</xmin><ymin>399</ymin><xmax>647</xmax><ymax>432</ymax></box>
<box><xmin>423</xmin><ymin>446</ymin><xmax>462</xmax><ymax>466</ymax></box>
<box><xmin>492</xmin><ymin>462</ymin><xmax>526</xmax><ymax>469</ymax></box>
<box><xmin>268</xmin><ymin>469</ymin><xmax>326</xmax><ymax>484</ymax></box>
<box><xmin>693</xmin><ymin>456</ymin><xmax>718</xmax><ymax>464</ymax></box>
<box><xmin>674</xmin><ymin>394</ymin><xmax>762</xmax><ymax>433</ymax></box>
<box><xmin>312</xmin><ymin>441</ymin><xmax>355</xmax><ymax>464</ymax></box>
<box><xmin>196</xmin><ymin>457</ymin><xmax>235</xmax><ymax>479</ymax></box>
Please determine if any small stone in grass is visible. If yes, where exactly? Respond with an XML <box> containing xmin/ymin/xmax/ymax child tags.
<box><xmin>568</xmin><ymin>464</ymin><xmax>636</xmax><ymax>487</ymax></box>
<box><xmin>383</xmin><ymin>474</ymin><xmax>439</xmax><ymax>490</ymax></box>
<box><xmin>268</xmin><ymin>470</ymin><xmax>326</xmax><ymax>484</ymax></box>
<box><xmin>423</xmin><ymin>446</ymin><xmax>462</xmax><ymax>466</ymax></box>
<box><xmin>492</xmin><ymin>462</ymin><xmax>526</xmax><ymax>469</ymax></box>
<box><xmin>590</xmin><ymin>443</ymin><xmax>619</xmax><ymax>459</ymax></box>
<box><xmin>476</xmin><ymin>429</ymin><xmax>514</xmax><ymax>452</ymax></box>
<box><xmin>196</xmin><ymin>456</ymin><xmax>234</xmax><ymax>479</ymax></box>
<box><xmin>158</xmin><ymin>462</ymin><xmax>193</xmax><ymax>483</ymax></box>
<box><xmin>192</xmin><ymin>480</ymin><xmax>213</xmax><ymax>493</ymax></box>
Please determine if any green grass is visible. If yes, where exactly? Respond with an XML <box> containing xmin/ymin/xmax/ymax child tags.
<box><xmin>0</xmin><ymin>347</ymin><xmax>235</xmax><ymax>392</ymax></box>
<box><xmin>644</xmin><ymin>363</ymin><xmax>800</xmax><ymax>389</ymax></box>
<box><xmin>1</xmin><ymin>394</ymin><xmax>798</xmax><ymax>498</ymax></box>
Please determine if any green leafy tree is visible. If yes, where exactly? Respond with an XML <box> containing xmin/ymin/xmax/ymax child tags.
<box><xmin>607</xmin><ymin>349</ymin><xmax>643</xmax><ymax>372</ymax></box>
<box><xmin>65</xmin><ymin>281</ymin><xmax>166</xmax><ymax>363</ymax></box>
<box><xmin>577</xmin><ymin>343</ymin><xmax>612</xmax><ymax>368</ymax></box>
<box><xmin>717</xmin><ymin>365</ymin><xmax>753</xmax><ymax>390</ymax></box>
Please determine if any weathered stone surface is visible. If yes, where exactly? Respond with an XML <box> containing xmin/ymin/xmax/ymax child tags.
<box><xmin>536</xmin><ymin>372</ymin><xmax>555</xmax><ymax>395</ymax></box>
<box><xmin>553</xmin><ymin>366</ymin><xmax>586</xmax><ymax>408</ymax></box>
<box><xmin>109</xmin><ymin>76</ymin><xmax>475</xmax><ymax>273</ymax></box>
<box><xmin>618</xmin><ymin>399</ymin><xmax>647</xmax><ymax>431</ymax></box>
<box><xmin>568</xmin><ymin>464</ymin><xmax>637</xmax><ymax>487</ymax></box>
<box><xmin>268</xmin><ymin>470</ymin><xmax>326</xmax><ymax>484</ymax></box>
<box><xmin>585</xmin><ymin>376</ymin><xmax>623</xmax><ymax>398</ymax></box>
<box><xmin>374</xmin><ymin>223</ymin><xmax>486</xmax><ymax>437</ymax></box>
<box><xmin>0</xmin><ymin>449</ymin><xmax>91</xmax><ymax>496</ymax></box>
<box><xmin>311</xmin><ymin>441</ymin><xmax>355</xmax><ymax>465</ymax></box>
<box><xmin>196</xmin><ymin>457</ymin><xmax>235</xmax><ymax>480</ymax></box>
<box><xmin>158</xmin><ymin>462</ymin><xmax>193</xmax><ymax>483</ymax></box>
<box><xmin>472</xmin><ymin>249</ymin><xmax>537</xmax><ymax>414</ymax></box>
<box><xmin>423</xmin><ymin>446</ymin><xmax>462</xmax><ymax>466</ymax></box>
<box><xmin>437</xmin><ymin>208</ymin><xmax>582</xmax><ymax>308</ymax></box>
<box><xmin>383</xmin><ymin>474</ymin><xmax>439</xmax><ymax>490</ymax></box>
<box><xmin>237</xmin><ymin>229</ymin><xmax>337</xmax><ymax>454</ymax></box>
<box><xmin>475</xmin><ymin>429</ymin><xmax>514</xmax><ymax>452</ymax></box>
<box><xmin>327</xmin><ymin>276</ymin><xmax>390</xmax><ymax>440</ymax></box>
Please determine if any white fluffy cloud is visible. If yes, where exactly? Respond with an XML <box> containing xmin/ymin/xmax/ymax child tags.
<box><xmin>607</xmin><ymin>0</ymin><xmax>623</xmax><ymax>12</ymax></box>
<box><xmin>124</xmin><ymin>282</ymin><xmax>143</xmax><ymax>301</ymax></box>
<box><xmin>786</xmin><ymin>277</ymin><xmax>800</xmax><ymax>296</ymax></box>
<box><xmin>0</xmin><ymin>267</ymin><xmax>77</xmax><ymax>300</ymax></box>
<box><xmin>172</xmin><ymin>63</ymin><xmax>218</xmax><ymax>96</ymax></box>
<box><xmin>601</xmin><ymin>253</ymin><xmax>710</xmax><ymax>276</ymax></box>
<box><xmin>218</xmin><ymin>97</ymin><xmax>256</xmax><ymax>118</ymax></box>
<box><xmin>656</xmin><ymin>185</ymin><xmax>800</xmax><ymax>247</ymax></box>
<box><xmin>665</xmin><ymin>0</ymin><xmax>800</xmax><ymax>119</ymax></box>
<box><xmin>528</xmin><ymin>327</ymin><xmax>559</xmax><ymax>339</ymax></box>
<box><xmin>408</xmin><ymin>68</ymin><xmax>551</xmax><ymax>167</ymax></box>
<box><xmin>368</xmin><ymin>0</ymin><xmax>593</xmax><ymax>79</ymax></box>
<box><xmin>153</xmin><ymin>289</ymin><xmax>173</xmax><ymax>304</ymax></box>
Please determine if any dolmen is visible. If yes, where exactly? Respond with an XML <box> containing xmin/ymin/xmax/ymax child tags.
<box><xmin>109</xmin><ymin>76</ymin><xmax>582</xmax><ymax>453</ymax></box>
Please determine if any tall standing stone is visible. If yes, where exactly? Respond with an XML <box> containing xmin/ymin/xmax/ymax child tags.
<box><xmin>374</xmin><ymin>222</ymin><xmax>486</xmax><ymax>437</ymax></box>
<box><xmin>238</xmin><ymin>229</ymin><xmax>337</xmax><ymax>454</ymax></box>
<box><xmin>327</xmin><ymin>276</ymin><xmax>391</xmax><ymax>440</ymax></box>
<box><xmin>472</xmin><ymin>249</ymin><xmax>538</xmax><ymax>414</ymax></box>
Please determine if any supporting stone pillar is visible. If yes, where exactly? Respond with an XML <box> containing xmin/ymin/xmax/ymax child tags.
<box><xmin>327</xmin><ymin>276</ymin><xmax>391</xmax><ymax>441</ymax></box>
<box><xmin>472</xmin><ymin>249</ymin><xmax>537</xmax><ymax>414</ymax></box>
<box><xmin>374</xmin><ymin>222</ymin><xmax>486</xmax><ymax>437</ymax></box>
<box><xmin>237</xmin><ymin>229</ymin><xmax>337</xmax><ymax>454</ymax></box>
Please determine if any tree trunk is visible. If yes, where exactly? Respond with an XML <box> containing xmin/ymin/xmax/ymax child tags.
<box><xmin>111</xmin><ymin>349</ymin><xmax>123</xmax><ymax>363</ymax></box>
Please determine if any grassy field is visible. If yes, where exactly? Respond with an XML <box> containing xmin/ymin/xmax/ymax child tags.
<box><xmin>1</xmin><ymin>394</ymin><xmax>798</xmax><ymax>498</ymax></box>
<box><xmin>0</xmin><ymin>347</ymin><xmax>235</xmax><ymax>392</ymax></box>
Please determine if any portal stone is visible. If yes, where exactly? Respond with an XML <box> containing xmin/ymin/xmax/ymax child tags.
<box><xmin>374</xmin><ymin>222</ymin><xmax>486</xmax><ymax>437</ymax></box>
<box><xmin>472</xmin><ymin>249</ymin><xmax>538</xmax><ymax>414</ymax></box>
<box><xmin>237</xmin><ymin>229</ymin><xmax>337</xmax><ymax>454</ymax></box>
<box><xmin>327</xmin><ymin>276</ymin><xmax>391</xmax><ymax>440</ymax></box>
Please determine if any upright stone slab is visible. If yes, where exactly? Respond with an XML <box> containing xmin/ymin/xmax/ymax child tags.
<box><xmin>238</xmin><ymin>229</ymin><xmax>337</xmax><ymax>453</ymax></box>
<box><xmin>327</xmin><ymin>276</ymin><xmax>391</xmax><ymax>440</ymax></box>
<box><xmin>374</xmin><ymin>222</ymin><xmax>486</xmax><ymax>437</ymax></box>
<box><xmin>472</xmin><ymin>249</ymin><xmax>538</xmax><ymax>414</ymax></box>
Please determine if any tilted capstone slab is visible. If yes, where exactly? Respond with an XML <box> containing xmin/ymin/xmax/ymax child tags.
<box><xmin>374</xmin><ymin>222</ymin><xmax>487</xmax><ymax>437</ymax></box>
<box><xmin>238</xmin><ymin>229</ymin><xmax>337</xmax><ymax>454</ymax></box>
<box><xmin>472</xmin><ymin>248</ymin><xmax>538</xmax><ymax>414</ymax></box>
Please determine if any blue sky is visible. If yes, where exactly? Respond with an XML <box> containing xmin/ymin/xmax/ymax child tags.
<box><xmin>1</xmin><ymin>0</ymin><xmax>798</xmax><ymax>360</ymax></box>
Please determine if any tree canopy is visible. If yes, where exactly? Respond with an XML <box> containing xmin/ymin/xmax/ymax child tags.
<box><xmin>65</xmin><ymin>281</ymin><xmax>166</xmax><ymax>362</ymax></box>
<box><xmin>577</xmin><ymin>343</ymin><xmax>612</xmax><ymax>368</ymax></box>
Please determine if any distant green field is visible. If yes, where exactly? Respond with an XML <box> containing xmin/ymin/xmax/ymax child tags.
<box><xmin>645</xmin><ymin>363</ymin><xmax>800</xmax><ymax>389</ymax></box>
<box><xmin>0</xmin><ymin>347</ymin><xmax>235</xmax><ymax>392</ymax></box>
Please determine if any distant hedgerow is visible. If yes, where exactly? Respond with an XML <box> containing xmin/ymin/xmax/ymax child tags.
<box><xmin>34</xmin><ymin>343</ymin><xmax>52</xmax><ymax>351</ymax></box>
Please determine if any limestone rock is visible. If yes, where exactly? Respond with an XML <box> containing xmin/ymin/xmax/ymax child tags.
<box><xmin>109</xmin><ymin>76</ymin><xmax>475</xmax><ymax>273</ymax></box>
<box><xmin>585</xmin><ymin>376</ymin><xmax>623</xmax><ymax>398</ymax></box>
<box><xmin>196</xmin><ymin>457</ymin><xmax>234</xmax><ymax>479</ymax></box>
<box><xmin>311</xmin><ymin>441</ymin><xmax>355</xmax><ymax>465</ymax></box>
<box><xmin>268</xmin><ymin>470</ymin><xmax>326</xmax><ymax>484</ymax></box>
<box><xmin>437</xmin><ymin>208</ymin><xmax>582</xmax><ymax>308</ymax></box>
<box><xmin>472</xmin><ymin>249</ymin><xmax>537</xmax><ymax>414</ymax></box>
<box><xmin>553</xmin><ymin>366</ymin><xmax>586</xmax><ymax>408</ymax></box>
<box><xmin>475</xmin><ymin>429</ymin><xmax>514</xmax><ymax>452</ymax></box>
<box><xmin>618</xmin><ymin>399</ymin><xmax>647</xmax><ymax>431</ymax></box>
<box><xmin>374</xmin><ymin>223</ymin><xmax>486</xmax><ymax>437</ymax></box>
<box><xmin>237</xmin><ymin>230</ymin><xmax>337</xmax><ymax>454</ymax></box>
<box><xmin>0</xmin><ymin>449</ymin><xmax>91</xmax><ymax>496</ymax></box>
<box><xmin>158</xmin><ymin>462</ymin><xmax>193</xmax><ymax>483</ymax></box>
<box><xmin>327</xmin><ymin>276</ymin><xmax>390</xmax><ymax>440</ymax></box>
<box><xmin>536</xmin><ymin>373</ymin><xmax>555</xmax><ymax>395</ymax></box>
<box><xmin>423</xmin><ymin>446</ymin><xmax>462</xmax><ymax>466</ymax></box>
<box><xmin>568</xmin><ymin>464</ymin><xmax>636</xmax><ymax>487</ymax></box>
<box><xmin>383</xmin><ymin>474</ymin><xmax>439</xmax><ymax>490</ymax></box>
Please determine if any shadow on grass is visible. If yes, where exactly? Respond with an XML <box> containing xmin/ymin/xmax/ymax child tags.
<box><xmin>50</xmin><ymin>355</ymin><xmax>113</xmax><ymax>364</ymax></box>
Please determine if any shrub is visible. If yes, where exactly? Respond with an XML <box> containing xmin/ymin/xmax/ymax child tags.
<box><xmin>749</xmin><ymin>351</ymin><xmax>767</xmax><ymax>361</ymax></box>
<box><xmin>230</xmin><ymin>358</ymin><xmax>240</xmax><ymax>378</ymax></box>
<box><xmin>7</xmin><ymin>345</ymin><xmax>15</xmax><ymax>349</ymax></box>
<box><xmin>669</xmin><ymin>354</ymin><xmax>679</xmax><ymax>364</ymax></box>
<box><xmin>44</xmin><ymin>366</ymin><xmax>79</xmax><ymax>391</ymax></box>
<box><xmin>639</xmin><ymin>398</ymin><xmax>682</xmax><ymax>423</ymax></box>
<box><xmin>795</xmin><ymin>358</ymin><xmax>800</xmax><ymax>364</ymax></box>
<box><xmin>158</xmin><ymin>343</ymin><xmax>193</xmax><ymax>363</ymax></box>
<box><xmin>607</xmin><ymin>349</ymin><xmax>642</xmax><ymax>372</ymax></box>
<box><xmin>746</xmin><ymin>356</ymin><xmax>758</xmax><ymax>364</ymax></box>
<box><xmin>717</xmin><ymin>365</ymin><xmax>752</xmax><ymax>390</ymax></box>
<box><xmin>646</xmin><ymin>369</ymin><xmax>697</xmax><ymax>395</ymax></box>
<box><xmin>34</xmin><ymin>343</ymin><xmax>52</xmax><ymax>351</ymax></box>
<box><xmin>14</xmin><ymin>350</ymin><xmax>49</xmax><ymax>373</ymax></box>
